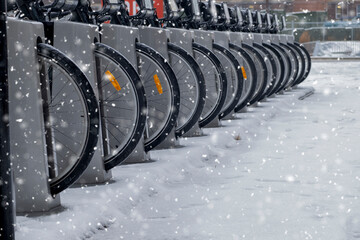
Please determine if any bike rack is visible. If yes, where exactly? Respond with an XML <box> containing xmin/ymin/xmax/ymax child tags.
<box><xmin>253</xmin><ymin>32</ymin><xmax>272</xmax><ymax>102</ymax></box>
<box><xmin>166</xmin><ymin>28</ymin><xmax>203</xmax><ymax>137</ymax></box>
<box><xmin>192</xmin><ymin>29</ymin><xmax>221</xmax><ymax>128</ymax></box>
<box><xmin>138</xmin><ymin>26</ymin><xmax>179</xmax><ymax>149</ymax></box>
<box><xmin>212</xmin><ymin>31</ymin><xmax>237</xmax><ymax>120</ymax></box>
<box><xmin>228</xmin><ymin>31</ymin><xmax>248</xmax><ymax>113</ymax></box>
<box><xmin>7</xmin><ymin>18</ymin><xmax>61</xmax><ymax>213</ymax></box>
<box><xmin>52</xmin><ymin>21</ymin><xmax>112</xmax><ymax>184</ymax></box>
<box><xmin>101</xmin><ymin>24</ymin><xmax>149</xmax><ymax>163</ymax></box>
<box><xmin>280</xmin><ymin>34</ymin><xmax>296</xmax><ymax>89</ymax></box>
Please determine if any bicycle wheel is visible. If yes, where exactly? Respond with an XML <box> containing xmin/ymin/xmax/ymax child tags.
<box><xmin>229</xmin><ymin>43</ymin><xmax>257</xmax><ymax>112</ymax></box>
<box><xmin>167</xmin><ymin>43</ymin><xmax>206</xmax><ymax>137</ymax></box>
<box><xmin>253</xmin><ymin>42</ymin><xmax>277</xmax><ymax>99</ymax></box>
<box><xmin>242</xmin><ymin>43</ymin><xmax>268</xmax><ymax>105</ymax></box>
<box><xmin>294</xmin><ymin>42</ymin><xmax>312</xmax><ymax>85</ymax></box>
<box><xmin>94</xmin><ymin>43</ymin><xmax>147</xmax><ymax>170</ymax></box>
<box><xmin>135</xmin><ymin>42</ymin><xmax>180</xmax><ymax>151</ymax></box>
<box><xmin>288</xmin><ymin>42</ymin><xmax>306</xmax><ymax>87</ymax></box>
<box><xmin>37</xmin><ymin>43</ymin><xmax>99</xmax><ymax>195</ymax></box>
<box><xmin>271</xmin><ymin>43</ymin><xmax>292</xmax><ymax>93</ymax></box>
<box><xmin>280</xmin><ymin>43</ymin><xmax>299</xmax><ymax>89</ymax></box>
<box><xmin>213</xmin><ymin>43</ymin><xmax>243</xmax><ymax>119</ymax></box>
<box><xmin>263</xmin><ymin>43</ymin><xmax>286</xmax><ymax>97</ymax></box>
<box><xmin>192</xmin><ymin>43</ymin><xmax>227</xmax><ymax>127</ymax></box>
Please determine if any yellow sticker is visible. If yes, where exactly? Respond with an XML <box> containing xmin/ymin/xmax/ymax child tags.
<box><xmin>105</xmin><ymin>70</ymin><xmax>121</xmax><ymax>91</ymax></box>
<box><xmin>153</xmin><ymin>74</ymin><xmax>163</xmax><ymax>94</ymax></box>
<box><xmin>241</xmin><ymin>66</ymin><xmax>247</xmax><ymax>80</ymax></box>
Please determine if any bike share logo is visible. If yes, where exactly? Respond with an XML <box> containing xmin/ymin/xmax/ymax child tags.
<box><xmin>125</xmin><ymin>0</ymin><xmax>164</xmax><ymax>18</ymax></box>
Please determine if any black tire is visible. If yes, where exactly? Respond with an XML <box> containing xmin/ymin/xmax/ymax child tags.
<box><xmin>192</xmin><ymin>43</ymin><xmax>227</xmax><ymax>128</ymax></box>
<box><xmin>167</xmin><ymin>43</ymin><xmax>206</xmax><ymax>137</ymax></box>
<box><xmin>213</xmin><ymin>43</ymin><xmax>243</xmax><ymax>119</ymax></box>
<box><xmin>135</xmin><ymin>42</ymin><xmax>180</xmax><ymax>151</ymax></box>
<box><xmin>242</xmin><ymin>43</ymin><xmax>268</xmax><ymax>105</ymax></box>
<box><xmin>253</xmin><ymin>43</ymin><xmax>277</xmax><ymax>99</ymax></box>
<box><xmin>94</xmin><ymin>43</ymin><xmax>147</xmax><ymax>170</ymax></box>
<box><xmin>262</xmin><ymin>43</ymin><xmax>286</xmax><ymax>97</ymax></box>
<box><xmin>37</xmin><ymin>43</ymin><xmax>99</xmax><ymax>195</ymax></box>
<box><xmin>271</xmin><ymin>43</ymin><xmax>292</xmax><ymax>93</ymax></box>
<box><xmin>294</xmin><ymin>42</ymin><xmax>311</xmax><ymax>85</ymax></box>
<box><xmin>280</xmin><ymin>42</ymin><xmax>299</xmax><ymax>89</ymax></box>
<box><xmin>288</xmin><ymin>42</ymin><xmax>306</xmax><ymax>87</ymax></box>
<box><xmin>229</xmin><ymin>43</ymin><xmax>257</xmax><ymax>113</ymax></box>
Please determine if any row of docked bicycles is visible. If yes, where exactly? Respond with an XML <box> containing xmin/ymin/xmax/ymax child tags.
<box><xmin>5</xmin><ymin>0</ymin><xmax>311</xmax><ymax>212</ymax></box>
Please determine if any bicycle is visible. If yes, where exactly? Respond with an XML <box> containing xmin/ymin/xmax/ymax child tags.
<box><xmin>10</xmin><ymin>0</ymin><xmax>101</xmax><ymax>194</ymax></box>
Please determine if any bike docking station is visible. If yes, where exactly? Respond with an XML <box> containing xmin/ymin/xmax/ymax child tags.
<box><xmin>166</xmin><ymin>28</ymin><xmax>203</xmax><ymax>137</ymax></box>
<box><xmin>51</xmin><ymin>21</ymin><xmax>112</xmax><ymax>184</ymax></box>
<box><xmin>253</xmin><ymin>32</ymin><xmax>272</xmax><ymax>102</ymax></box>
<box><xmin>211</xmin><ymin>31</ymin><xmax>237</xmax><ymax>121</ymax></box>
<box><xmin>228</xmin><ymin>31</ymin><xmax>249</xmax><ymax>114</ymax></box>
<box><xmin>279</xmin><ymin>34</ymin><xmax>296</xmax><ymax>89</ymax></box>
<box><xmin>240</xmin><ymin>32</ymin><xmax>260</xmax><ymax>108</ymax></box>
<box><xmin>7</xmin><ymin>18</ymin><xmax>61</xmax><ymax>213</ymax></box>
<box><xmin>192</xmin><ymin>29</ymin><xmax>221</xmax><ymax>128</ymax></box>
<box><xmin>262</xmin><ymin>33</ymin><xmax>281</xmax><ymax>98</ymax></box>
<box><xmin>137</xmin><ymin>26</ymin><xmax>179</xmax><ymax>149</ymax></box>
<box><xmin>271</xmin><ymin>34</ymin><xmax>289</xmax><ymax>95</ymax></box>
<box><xmin>101</xmin><ymin>24</ymin><xmax>149</xmax><ymax>163</ymax></box>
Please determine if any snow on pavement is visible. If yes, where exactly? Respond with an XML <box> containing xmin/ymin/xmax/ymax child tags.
<box><xmin>16</xmin><ymin>61</ymin><xmax>360</xmax><ymax>239</ymax></box>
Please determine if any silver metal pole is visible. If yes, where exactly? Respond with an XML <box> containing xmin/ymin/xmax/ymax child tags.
<box><xmin>0</xmin><ymin>1</ymin><xmax>15</xmax><ymax>239</ymax></box>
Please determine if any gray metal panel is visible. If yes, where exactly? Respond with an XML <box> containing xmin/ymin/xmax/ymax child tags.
<box><xmin>271</xmin><ymin>35</ymin><xmax>280</xmax><ymax>44</ymax></box>
<box><xmin>253</xmin><ymin>33</ymin><xmax>263</xmax><ymax>44</ymax></box>
<box><xmin>193</xmin><ymin>29</ymin><xmax>213</xmax><ymax>50</ymax></box>
<box><xmin>7</xmin><ymin>18</ymin><xmax>60</xmax><ymax>213</ymax></box>
<box><xmin>167</xmin><ymin>28</ymin><xmax>193</xmax><ymax>53</ymax></box>
<box><xmin>279</xmin><ymin>35</ymin><xmax>288</xmax><ymax>44</ymax></box>
<box><xmin>138</xmin><ymin>26</ymin><xmax>169</xmax><ymax>60</ymax></box>
<box><xmin>102</xmin><ymin>24</ymin><xmax>139</xmax><ymax>67</ymax></box>
<box><xmin>241</xmin><ymin>32</ymin><xmax>254</xmax><ymax>45</ymax></box>
<box><xmin>229</xmin><ymin>32</ymin><xmax>242</xmax><ymax>46</ymax></box>
<box><xmin>213</xmin><ymin>31</ymin><xmax>229</xmax><ymax>46</ymax></box>
<box><xmin>262</xmin><ymin>34</ymin><xmax>272</xmax><ymax>44</ymax></box>
<box><xmin>101</xmin><ymin>24</ymin><xmax>149</xmax><ymax>163</ymax></box>
<box><xmin>53</xmin><ymin>21</ymin><xmax>112</xmax><ymax>184</ymax></box>
<box><xmin>287</xmin><ymin>35</ymin><xmax>294</xmax><ymax>43</ymax></box>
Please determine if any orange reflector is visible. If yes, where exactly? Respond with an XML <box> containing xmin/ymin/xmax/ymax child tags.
<box><xmin>105</xmin><ymin>70</ymin><xmax>121</xmax><ymax>91</ymax></box>
<box><xmin>241</xmin><ymin>66</ymin><xmax>247</xmax><ymax>80</ymax></box>
<box><xmin>153</xmin><ymin>74</ymin><xmax>163</xmax><ymax>94</ymax></box>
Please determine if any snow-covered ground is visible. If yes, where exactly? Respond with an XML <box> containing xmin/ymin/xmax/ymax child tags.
<box><xmin>15</xmin><ymin>61</ymin><xmax>360</xmax><ymax>239</ymax></box>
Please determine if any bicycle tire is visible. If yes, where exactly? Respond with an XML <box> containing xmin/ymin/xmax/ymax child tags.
<box><xmin>192</xmin><ymin>43</ymin><xmax>227</xmax><ymax>127</ymax></box>
<box><xmin>37</xmin><ymin>43</ymin><xmax>99</xmax><ymax>195</ymax></box>
<box><xmin>135</xmin><ymin>42</ymin><xmax>180</xmax><ymax>151</ymax></box>
<box><xmin>242</xmin><ymin>43</ymin><xmax>268</xmax><ymax>105</ymax></box>
<box><xmin>228</xmin><ymin>43</ymin><xmax>257</xmax><ymax>112</ymax></box>
<box><xmin>94</xmin><ymin>42</ymin><xmax>147</xmax><ymax>170</ymax></box>
<box><xmin>253</xmin><ymin>42</ymin><xmax>277</xmax><ymax>99</ymax></box>
<box><xmin>262</xmin><ymin>43</ymin><xmax>285</xmax><ymax>97</ymax></box>
<box><xmin>213</xmin><ymin>43</ymin><xmax>243</xmax><ymax>119</ymax></box>
<box><xmin>280</xmin><ymin>42</ymin><xmax>299</xmax><ymax>89</ymax></box>
<box><xmin>271</xmin><ymin>43</ymin><xmax>292</xmax><ymax>93</ymax></box>
<box><xmin>167</xmin><ymin>43</ymin><xmax>206</xmax><ymax>137</ymax></box>
<box><xmin>294</xmin><ymin>42</ymin><xmax>311</xmax><ymax>85</ymax></box>
<box><xmin>287</xmin><ymin>42</ymin><xmax>306</xmax><ymax>87</ymax></box>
